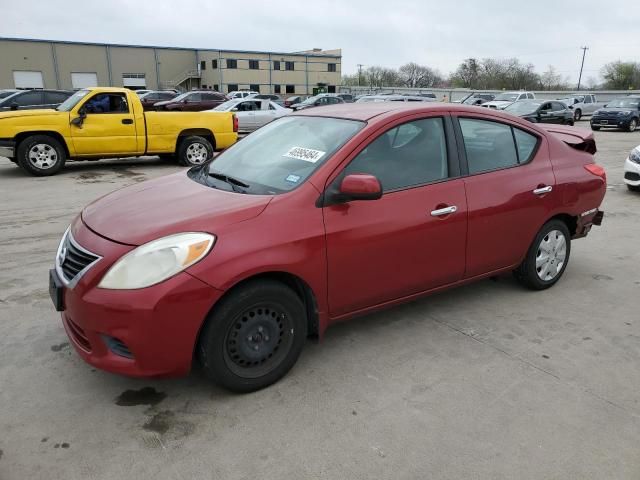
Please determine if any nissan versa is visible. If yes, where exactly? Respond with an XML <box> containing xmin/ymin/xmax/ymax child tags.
<box><xmin>50</xmin><ymin>103</ymin><xmax>606</xmax><ymax>392</ymax></box>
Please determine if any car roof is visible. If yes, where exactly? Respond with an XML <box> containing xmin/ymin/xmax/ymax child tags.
<box><xmin>292</xmin><ymin>102</ymin><xmax>457</xmax><ymax>121</ymax></box>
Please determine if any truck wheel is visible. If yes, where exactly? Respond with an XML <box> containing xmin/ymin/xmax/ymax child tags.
<box><xmin>16</xmin><ymin>135</ymin><xmax>66</xmax><ymax>176</ymax></box>
<box><xmin>197</xmin><ymin>279</ymin><xmax>307</xmax><ymax>393</ymax></box>
<box><xmin>573</xmin><ymin>109</ymin><xmax>582</xmax><ymax>121</ymax></box>
<box><xmin>514</xmin><ymin>220</ymin><xmax>571</xmax><ymax>291</ymax></box>
<box><xmin>177</xmin><ymin>136</ymin><xmax>213</xmax><ymax>167</ymax></box>
<box><xmin>628</xmin><ymin>119</ymin><xmax>638</xmax><ymax>132</ymax></box>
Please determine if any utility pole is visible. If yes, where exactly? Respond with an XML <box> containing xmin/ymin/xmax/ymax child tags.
<box><xmin>357</xmin><ymin>64</ymin><xmax>365</xmax><ymax>87</ymax></box>
<box><xmin>577</xmin><ymin>46</ymin><xmax>589</xmax><ymax>91</ymax></box>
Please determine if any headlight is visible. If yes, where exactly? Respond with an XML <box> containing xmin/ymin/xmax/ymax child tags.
<box><xmin>98</xmin><ymin>232</ymin><xmax>215</xmax><ymax>289</ymax></box>
<box><xmin>630</xmin><ymin>147</ymin><xmax>640</xmax><ymax>164</ymax></box>
<box><xmin>618</xmin><ymin>110</ymin><xmax>632</xmax><ymax>116</ymax></box>
<box><xmin>593</xmin><ymin>110</ymin><xmax>601</xmax><ymax>115</ymax></box>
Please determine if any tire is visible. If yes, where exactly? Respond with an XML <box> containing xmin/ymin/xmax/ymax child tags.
<box><xmin>197</xmin><ymin>280</ymin><xmax>307</xmax><ymax>393</ymax></box>
<box><xmin>565</xmin><ymin>119</ymin><xmax>575</xmax><ymax>126</ymax></box>
<box><xmin>16</xmin><ymin>135</ymin><xmax>66</xmax><ymax>176</ymax></box>
<box><xmin>177</xmin><ymin>135</ymin><xmax>214</xmax><ymax>167</ymax></box>
<box><xmin>574</xmin><ymin>109</ymin><xmax>582</xmax><ymax>121</ymax></box>
<box><xmin>627</xmin><ymin>184</ymin><xmax>640</xmax><ymax>192</ymax></box>
<box><xmin>627</xmin><ymin>118</ymin><xmax>638</xmax><ymax>132</ymax></box>
<box><xmin>514</xmin><ymin>220</ymin><xmax>571</xmax><ymax>291</ymax></box>
<box><xmin>590</xmin><ymin>125</ymin><xmax>600</xmax><ymax>131</ymax></box>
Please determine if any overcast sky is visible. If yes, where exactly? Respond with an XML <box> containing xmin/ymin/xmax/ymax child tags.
<box><xmin>2</xmin><ymin>0</ymin><xmax>638</xmax><ymax>82</ymax></box>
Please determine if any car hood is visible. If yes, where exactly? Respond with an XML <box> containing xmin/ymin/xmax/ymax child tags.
<box><xmin>81</xmin><ymin>171</ymin><xmax>272</xmax><ymax>246</ymax></box>
<box><xmin>153</xmin><ymin>99</ymin><xmax>176</xmax><ymax>106</ymax></box>
<box><xmin>594</xmin><ymin>107</ymin><xmax>634</xmax><ymax>115</ymax></box>
<box><xmin>483</xmin><ymin>100</ymin><xmax>513</xmax><ymax>108</ymax></box>
<box><xmin>0</xmin><ymin>108</ymin><xmax>59</xmax><ymax>120</ymax></box>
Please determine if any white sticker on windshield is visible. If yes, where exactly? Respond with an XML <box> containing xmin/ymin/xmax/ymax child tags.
<box><xmin>283</xmin><ymin>146</ymin><xmax>326</xmax><ymax>163</ymax></box>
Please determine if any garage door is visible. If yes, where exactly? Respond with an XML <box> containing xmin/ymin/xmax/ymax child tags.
<box><xmin>13</xmin><ymin>71</ymin><xmax>44</xmax><ymax>89</ymax></box>
<box><xmin>71</xmin><ymin>73</ymin><xmax>98</xmax><ymax>89</ymax></box>
<box><xmin>122</xmin><ymin>73</ymin><xmax>146</xmax><ymax>88</ymax></box>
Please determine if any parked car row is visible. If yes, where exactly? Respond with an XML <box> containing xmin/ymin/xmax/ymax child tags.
<box><xmin>0</xmin><ymin>88</ymin><xmax>73</xmax><ymax>111</ymax></box>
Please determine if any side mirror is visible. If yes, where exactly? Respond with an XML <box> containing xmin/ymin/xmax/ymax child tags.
<box><xmin>71</xmin><ymin>108</ymin><xmax>86</xmax><ymax>127</ymax></box>
<box><xmin>336</xmin><ymin>174</ymin><xmax>382</xmax><ymax>202</ymax></box>
<box><xmin>603</xmin><ymin>104</ymin><xmax>608</xmax><ymax>108</ymax></box>
<box><xmin>231</xmin><ymin>107</ymin><xmax>239</xmax><ymax>112</ymax></box>
<box><xmin>10</xmin><ymin>102</ymin><xmax>19</xmax><ymax>111</ymax></box>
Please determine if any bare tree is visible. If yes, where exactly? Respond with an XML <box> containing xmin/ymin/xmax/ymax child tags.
<box><xmin>399</xmin><ymin>63</ymin><xmax>442</xmax><ymax>88</ymax></box>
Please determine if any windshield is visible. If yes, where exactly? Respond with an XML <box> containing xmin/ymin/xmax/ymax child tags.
<box><xmin>494</xmin><ymin>93</ymin><xmax>519</xmax><ymax>101</ymax></box>
<box><xmin>0</xmin><ymin>91</ymin><xmax>17</xmax><ymax>100</ymax></box>
<box><xmin>171</xmin><ymin>92</ymin><xmax>190</xmax><ymax>102</ymax></box>
<box><xmin>606</xmin><ymin>98</ymin><xmax>640</xmax><ymax>109</ymax></box>
<box><xmin>505</xmin><ymin>101</ymin><xmax>541</xmax><ymax>115</ymax></box>
<box><xmin>462</xmin><ymin>96</ymin><xmax>482</xmax><ymax>104</ymax></box>
<box><xmin>197</xmin><ymin>116</ymin><xmax>365</xmax><ymax>194</ymax></box>
<box><xmin>212</xmin><ymin>100</ymin><xmax>238</xmax><ymax>111</ymax></box>
<box><xmin>56</xmin><ymin>90</ymin><xmax>90</xmax><ymax>111</ymax></box>
<box><xmin>300</xmin><ymin>96</ymin><xmax>319</xmax><ymax>105</ymax></box>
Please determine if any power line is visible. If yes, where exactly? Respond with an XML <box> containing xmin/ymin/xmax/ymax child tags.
<box><xmin>577</xmin><ymin>46</ymin><xmax>589</xmax><ymax>90</ymax></box>
<box><xmin>357</xmin><ymin>64</ymin><xmax>365</xmax><ymax>87</ymax></box>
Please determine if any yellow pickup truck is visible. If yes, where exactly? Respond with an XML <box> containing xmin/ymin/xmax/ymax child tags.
<box><xmin>0</xmin><ymin>87</ymin><xmax>238</xmax><ymax>176</ymax></box>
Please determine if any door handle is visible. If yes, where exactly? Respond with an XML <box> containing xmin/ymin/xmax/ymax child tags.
<box><xmin>430</xmin><ymin>206</ymin><xmax>457</xmax><ymax>217</ymax></box>
<box><xmin>533</xmin><ymin>186</ymin><xmax>553</xmax><ymax>195</ymax></box>
<box><xmin>122</xmin><ymin>118</ymin><xmax>133</xmax><ymax>125</ymax></box>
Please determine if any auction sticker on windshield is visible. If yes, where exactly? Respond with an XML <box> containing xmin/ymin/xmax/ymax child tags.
<box><xmin>283</xmin><ymin>147</ymin><xmax>326</xmax><ymax>163</ymax></box>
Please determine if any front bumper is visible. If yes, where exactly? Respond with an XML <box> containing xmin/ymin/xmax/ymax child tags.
<box><xmin>53</xmin><ymin>220</ymin><xmax>223</xmax><ymax>378</ymax></box>
<box><xmin>590</xmin><ymin>117</ymin><xmax>634</xmax><ymax>129</ymax></box>
<box><xmin>0</xmin><ymin>139</ymin><xmax>15</xmax><ymax>158</ymax></box>
<box><xmin>624</xmin><ymin>157</ymin><xmax>640</xmax><ymax>186</ymax></box>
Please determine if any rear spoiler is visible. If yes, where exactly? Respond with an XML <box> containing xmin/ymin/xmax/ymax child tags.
<box><xmin>537</xmin><ymin>124</ymin><xmax>596</xmax><ymax>154</ymax></box>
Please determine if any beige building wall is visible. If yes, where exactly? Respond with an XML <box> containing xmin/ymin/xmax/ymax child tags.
<box><xmin>0</xmin><ymin>39</ymin><xmax>341</xmax><ymax>95</ymax></box>
<box><xmin>109</xmin><ymin>46</ymin><xmax>158</xmax><ymax>89</ymax></box>
<box><xmin>0</xmin><ymin>40</ymin><xmax>57</xmax><ymax>88</ymax></box>
<box><xmin>54</xmin><ymin>43</ymin><xmax>110</xmax><ymax>89</ymax></box>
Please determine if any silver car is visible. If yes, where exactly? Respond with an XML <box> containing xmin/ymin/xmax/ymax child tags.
<box><xmin>211</xmin><ymin>98</ymin><xmax>290</xmax><ymax>133</ymax></box>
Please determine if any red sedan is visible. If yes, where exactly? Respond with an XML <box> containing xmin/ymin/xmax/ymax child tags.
<box><xmin>49</xmin><ymin>103</ymin><xmax>606</xmax><ymax>392</ymax></box>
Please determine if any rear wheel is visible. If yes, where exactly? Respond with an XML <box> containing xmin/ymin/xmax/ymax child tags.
<box><xmin>627</xmin><ymin>118</ymin><xmax>638</xmax><ymax>132</ymax></box>
<box><xmin>514</xmin><ymin>220</ymin><xmax>571</xmax><ymax>290</ymax></box>
<box><xmin>574</xmin><ymin>109</ymin><xmax>582</xmax><ymax>121</ymax></box>
<box><xmin>177</xmin><ymin>135</ymin><xmax>214</xmax><ymax>167</ymax></box>
<box><xmin>197</xmin><ymin>280</ymin><xmax>307</xmax><ymax>392</ymax></box>
<box><xmin>16</xmin><ymin>135</ymin><xmax>66</xmax><ymax>176</ymax></box>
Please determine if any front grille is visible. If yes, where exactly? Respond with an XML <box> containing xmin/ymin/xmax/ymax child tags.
<box><xmin>102</xmin><ymin>335</ymin><xmax>134</xmax><ymax>359</ymax></box>
<box><xmin>625</xmin><ymin>171</ymin><xmax>640</xmax><ymax>181</ymax></box>
<box><xmin>66</xmin><ymin>316</ymin><xmax>91</xmax><ymax>351</ymax></box>
<box><xmin>57</xmin><ymin>231</ymin><xmax>100</xmax><ymax>284</ymax></box>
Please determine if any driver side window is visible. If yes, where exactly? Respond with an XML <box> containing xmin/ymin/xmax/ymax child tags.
<box><xmin>343</xmin><ymin>118</ymin><xmax>449</xmax><ymax>192</ymax></box>
<box><xmin>82</xmin><ymin>93</ymin><xmax>129</xmax><ymax>114</ymax></box>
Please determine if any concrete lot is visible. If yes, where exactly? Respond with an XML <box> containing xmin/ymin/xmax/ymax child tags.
<box><xmin>0</xmin><ymin>125</ymin><xmax>639</xmax><ymax>479</ymax></box>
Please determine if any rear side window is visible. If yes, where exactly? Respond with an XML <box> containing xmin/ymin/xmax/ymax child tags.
<box><xmin>459</xmin><ymin>118</ymin><xmax>538</xmax><ymax>174</ymax></box>
<box><xmin>14</xmin><ymin>91</ymin><xmax>43</xmax><ymax>106</ymax></box>
<box><xmin>45</xmin><ymin>91</ymin><xmax>70</xmax><ymax>104</ymax></box>
<box><xmin>344</xmin><ymin>117</ymin><xmax>449</xmax><ymax>191</ymax></box>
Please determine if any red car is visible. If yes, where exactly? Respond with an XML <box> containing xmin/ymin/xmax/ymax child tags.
<box><xmin>49</xmin><ymin>103</ymin><xmax>606</xmax><ymax>392</ymax></box>
<box><xmin>153</xmin><ymin>90</ymin><xmax>227</xmax><ymax>111</ymax></box>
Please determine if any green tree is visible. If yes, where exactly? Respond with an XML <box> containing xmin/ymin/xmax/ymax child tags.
<box><xmin>601</xmin><ymin>61</ymin><xmax>640</xmax><ymax>90</ymax></box>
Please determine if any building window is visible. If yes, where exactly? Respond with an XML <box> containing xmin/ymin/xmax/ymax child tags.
<box><xmin>328</xmin><ymin>85</ymin><xmax>336</xmax><ymax>93</ymax></box>
<box><xmin>274</xmin><ymin>84</ymin><xmax>281</xmax><ymax>94</ymax></box>
<box><xmin>212</xmin><ymin>59</ymin><xmax>218</xmax><ymax>69</ymax></box>
<box><xmin>273</xmin><ymin>60</ymin><xmax>281</xmax><ymax>71</ymax></box>
<box><xmin>250</xmin><ymin>84</ymin><xmax>260</xmax><ymax>93</ymax></box>
<box><xmin>200</xmin><ymin>61</ymin><xmax>206</xmax><ymax>70</ymax></box>
<box><xmin>213</xmin><ymin>84</ymin><xmax>219</xmax><ymax>92</ymax></box>
<box><xmin>227</xmin><ymin>84</ymin><xmax>238</xmax><ymax>93</ymax></box>
<box><xmin>285</xmin><ymin>61</ymin><xmax>294</xmax><ymax>71</ymax></box>
<box><xmin>328</xmin><ymin>63</ymin><xmax>337</xmax><ymax>72</ymax></box>
<box><xmin>226</xmin><ymin>59</ymin><xmax>237</xmax><ymax>69</ymax></box>
<box><xmin>286</xmin><ymin>85</ymin><xmax>295</xmax><ymax>94</ymax></box>
<box><xmin>249</xmin><ymin>60</ymin><xmax>259</xmax><ymax>70</ymax></box>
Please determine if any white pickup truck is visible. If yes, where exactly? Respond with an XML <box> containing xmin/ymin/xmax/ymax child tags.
<box><xmin>557</xmin><ymin>94</ymin><xmax>605</xmax><ymax>121</ymax></box>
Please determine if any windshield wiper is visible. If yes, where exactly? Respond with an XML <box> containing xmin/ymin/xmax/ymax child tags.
<box><xmin>208</xmin><ymin>171</ymin><xmax>250</xmax><ymax>193</ymax></box>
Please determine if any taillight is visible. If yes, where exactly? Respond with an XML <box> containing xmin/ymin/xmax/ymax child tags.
<box><xmin>232</xmin><ymin>114</ymin><xmax>238</xmax><ymax>133</ymax></box>
<box><xmin>585</xmin><ymin>163</ymin><xmax>606</xmax><ymax>181</ymax></box>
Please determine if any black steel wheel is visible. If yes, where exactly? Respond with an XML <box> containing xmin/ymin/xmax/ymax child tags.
<box><xmin>198</xmin><ymin>279</ymin><xmax>307</xmax><ymax>392</ymax></box>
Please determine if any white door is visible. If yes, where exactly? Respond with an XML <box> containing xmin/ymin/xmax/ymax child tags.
<box><xmin>254</xmin><ymin>100</ymin><xmax>277</xmax><ymax>128</ymax></box>
<box><xmin>71</xmin><ymin>73</ymin><xmax>98</xmax><ymax>89</ymax></box>
<box><xmin>13</xmin><ymin>71</ymin><xmax>44</xmax><ymax>89</ymax></box>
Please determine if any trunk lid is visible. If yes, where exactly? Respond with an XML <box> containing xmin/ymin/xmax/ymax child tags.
<box><xmin>537</xmin><ymin>124</ymin><xmax>597</xmax><ymax>154</ymax></box>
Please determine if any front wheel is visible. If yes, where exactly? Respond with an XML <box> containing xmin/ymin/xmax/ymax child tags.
<box><xmin>627</xmin><ymin>184</ymin><xmax>640</xmax><ymax>192</ymax></box>
<box><xmin>627</xmin><ymin>118</ymin><xmax>638</xmax><ymax>132</ymax></box>
<box><xmin>177</xmin><ymin>135</ymin><xmax>214</xmax><ymax>167</ymax></box>
<box><xmin>16</xmin><ymin>135</ymin><xmax>66</xmax><ymax>176</ymax></box>
<box><xmin>590</xmin><ymin>125</ymin><xmax>600</xmax><ymax>131</ymax></box>
<box><xmin>198</xmin><ymin>280</ymin><xmax>307</xmax><ymax>393</ymax></box>
<box><xmin>514</xmin><ymin>220</ymin><xmax>571</xmax><ymax>290</ymax></box>
<box><xmin>574</xmin><ymin>109</ymin><xmax>582</xmax><ymax>121</ymax></box>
